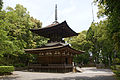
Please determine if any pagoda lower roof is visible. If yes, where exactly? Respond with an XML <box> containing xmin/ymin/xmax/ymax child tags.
<box><xmin>30</xmin><ymin>21</ymin><xmax>78</xmax><ymax>38</ymax></box>
<box><xmin>24</xmin><ymin>42</ymin><xmax>84</xmax><ymax>54</ymax></box>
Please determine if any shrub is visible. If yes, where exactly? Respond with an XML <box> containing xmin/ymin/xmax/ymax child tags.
<box><xmin>113</xmin><ymin>58</ymin><xmax>120</xmax><ymax>64</ymax></box>
<box><xmin>14</xmin><ymin>63</ymin><xmax>25</xmax><ymax>67</ymax></box>
<box><xmin>115</xmin><ymin>65</ymin><xmax>120</xmax><ymax>70</ymax></box>
<box><xmin>0</xmin><ymin>66</ymin><xmax>14</xmax><ymax>75</ymax></box>
<box><xmin>113</xmin><ymin>70</ymin><xmax>120</xmax><ymax>76</ymax></box>
<box><xmin>111</xmin><ymin>66</ymin><xmax>115</xmax><ymax>70</ymax></box>
<box><xmin>111</xmin><ymin>65</ymin><xmax>120</xmax><ymax>77</ymax></box>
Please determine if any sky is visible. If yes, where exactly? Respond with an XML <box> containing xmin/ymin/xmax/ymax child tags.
<box><xmin>3</xmin><ymin>0</ymin><xmax>99</xmax><ymax>32</ymax></box>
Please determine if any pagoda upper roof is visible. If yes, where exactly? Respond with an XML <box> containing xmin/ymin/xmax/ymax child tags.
<box><xmin>30</xmin><ymin>21</ymin><xmax>78</xmax><ymax>38</ymax></box>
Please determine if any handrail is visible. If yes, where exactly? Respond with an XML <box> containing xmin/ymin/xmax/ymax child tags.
<box><xmin>29</xmin><ymin>64</ymin><xmax>73</xmax><ymax>66</ymax></box>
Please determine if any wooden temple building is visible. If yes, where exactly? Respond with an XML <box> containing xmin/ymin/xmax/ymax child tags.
<box><xmin>25</xmin><ymin>5</ymin><xmax>84</xmax><ymax>72</ymax></box>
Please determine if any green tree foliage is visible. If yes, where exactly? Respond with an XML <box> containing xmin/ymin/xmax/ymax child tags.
<box><xmin>94</xmin><ymin>1</ymin><xmax>120</xmax><ymax>76</ymax></box>
<box><xmin>87</xmin><ymin>20</ymin><xmax>114</xmax><ymax>66</ymax></box>
<box><xmin>95</xmin><ymin>0</ymin><xmax>120</xmax><ymax>52</ymax></box>
<box><xmin>65</xmin><ymin>19</ymin><xmax>117</xmax><ymax>67</ymax></box>
<box><xmin>0</xmin><ymin>4</ymin><xmax>47</xmax><ymax>66</ymax></box>
<box><xmin>66</xmin><ymin>31</ymin><xmax>92</xmax><ymax>51</ymax></box>
<box><xmin>65</xmin><ymin>31</ymin><xmax>91</xmax><ymax>64</ymax></box>
<box><xmin>0</xmin><ymin>0</ymin><xmax>3</xmax><ymax>11</ymax></box>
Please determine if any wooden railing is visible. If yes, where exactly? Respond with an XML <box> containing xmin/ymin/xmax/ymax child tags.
<box><xmin>28</xmin><ymin>64</ymin><xmax>73</xmax><ymax>72</ymax></box>
<box><xmin>28</xmin><ymin>64</ymin><xmax>73</xmax><ymax>68</ymax></box>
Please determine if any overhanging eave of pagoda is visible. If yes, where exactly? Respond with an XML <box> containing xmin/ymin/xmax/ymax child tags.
<box><xmin>24</xmin><ymin>45</ymin><xmax>84</xmax><ymax>55</ymax></box>
<box><xmin>30</xmin><ymin>21</ymin><xmax>78</xmax><ymax>38</ymax></box>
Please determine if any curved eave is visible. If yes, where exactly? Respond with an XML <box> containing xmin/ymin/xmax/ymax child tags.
<box><xmin>24</xmin><ymin>45</ymin><xmax>84</xmax><ymax>55</ymax></box>
<box><xmin>30</xmin><ymin>21</ymin><xmax>78</xmax><ymax>38</ymax></box>
<box><xmin>67</xmin><ymin>46</ymin><xmax>85</xmax><ymax>54</ymax></box>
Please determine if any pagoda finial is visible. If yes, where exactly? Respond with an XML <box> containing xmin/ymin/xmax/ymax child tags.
<box><xmin>55</xmin><ymin>4</ymin><xmax>57</xmax><ymax>22</ymax></box>
<box><xmin>53</xmin><ymin>4</ymin><xmax>58</xmax><ymax>24</ymax></box>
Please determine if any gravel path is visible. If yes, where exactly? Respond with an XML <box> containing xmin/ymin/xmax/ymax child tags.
<box><xmin>0</xmin><ymin>67</ymin><xmax>115</xmax><ymax>80</ymax></box>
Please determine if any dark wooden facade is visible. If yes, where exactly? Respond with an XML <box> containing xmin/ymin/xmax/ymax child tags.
<box><xmin>25</xmin><ymin>21</ymin><xmax>84</xmax><ymax>72</ymax></box>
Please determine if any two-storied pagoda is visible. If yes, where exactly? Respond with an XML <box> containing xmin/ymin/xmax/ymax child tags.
<box><xmin>25</xmin><ymin>5</ymin><xmax>84</xmax><ymax>72</ymax></box>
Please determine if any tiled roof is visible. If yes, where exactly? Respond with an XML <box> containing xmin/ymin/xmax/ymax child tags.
<box><xmin>24</xmin><ymin>42</ymin><xmax>84</xmax><ymax>54</ymax></box>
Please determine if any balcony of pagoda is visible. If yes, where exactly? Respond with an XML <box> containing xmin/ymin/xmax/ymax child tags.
<box><xmin>28</xmin><ymin>64</ymin><xmax>73</xmax><ymax>73</ymax></box>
